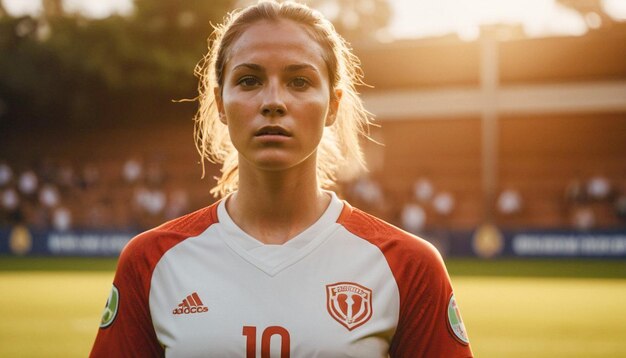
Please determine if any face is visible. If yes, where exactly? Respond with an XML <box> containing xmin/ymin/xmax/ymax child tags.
<box><xmin>215</xmin><ymin>19</ymin><xmax>340</xmax><ymax>176</ymax></box>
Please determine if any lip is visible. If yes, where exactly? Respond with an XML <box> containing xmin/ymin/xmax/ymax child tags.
<box><xmin>254</xmin><ymin>125</ymin><xmax>292</xmax><ymax>137</ymax></box>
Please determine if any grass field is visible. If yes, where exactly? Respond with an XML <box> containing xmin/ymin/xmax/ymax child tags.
<box><xmin>0</xmin><ymin>257</ymin><xmax>625</xmax><ymax>357</ymax></box>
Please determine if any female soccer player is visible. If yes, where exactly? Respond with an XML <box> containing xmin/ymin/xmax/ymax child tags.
<box><xmin>90</xmin><ymin>1</ymin><xmax>473</xmax><ymax>357</ymax></box>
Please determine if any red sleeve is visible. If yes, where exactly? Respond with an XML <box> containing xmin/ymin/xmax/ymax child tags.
<box><xmin>90</xmin><ymin>204</ymin><xmax>219</xmax><ymax>358</ymax></box>
<box><xmin>388</xmin><ymin>240</ymin><xmax>472</xmax><ymax>357</ymax></box>
<box><xmin>89</xmin><ymin>232</ymin><xmax>165</xmax><ymax>358</ymax></box>
<box><xmin>339</xmin><ymin>204</ymin><xmax>473</xmax><ymax>358</ymax></box>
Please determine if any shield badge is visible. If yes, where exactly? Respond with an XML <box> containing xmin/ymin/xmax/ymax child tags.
<box><xmin>326</xmin><ymin>282</ymin><xmax>373</xmax><ymax>331</ymax></box>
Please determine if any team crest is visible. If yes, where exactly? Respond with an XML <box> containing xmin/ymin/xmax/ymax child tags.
<box><xmin>447</xmin><ymin>293</ymin><xmax>469</xmax><ymax>344</ymax></box>
<box><xmin>326</xmin><ymin>282</ymin><xmax>373</xmax><ymax>331</ymax></box>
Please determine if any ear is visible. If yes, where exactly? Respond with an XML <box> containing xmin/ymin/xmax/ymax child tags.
<box><xmin>214</xmin><ymin>87</ymin><xmax>227</xmax><ymax>124</ymax></box>
<box><xmin>325</xmin><ymin>88</ymin><xmax>342</xmax><ymax>127</ymax></box>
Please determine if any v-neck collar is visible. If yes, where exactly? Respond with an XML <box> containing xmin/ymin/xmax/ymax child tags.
<box><xmin>216</xmin><ymin>191</ymin><xmax>344</xmax><ymax>277</ymax></box>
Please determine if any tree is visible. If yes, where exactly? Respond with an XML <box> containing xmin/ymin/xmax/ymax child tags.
<box><xmin>42</xmin><ymin>0</ymin><xmax>64</xmax><ymax>18</ymax></box>
<box><xmin>128</xmin><ymin>0</ymin><xmax>234</xmax><ymax>92</ymax></box>
<box><xmin>0</xmin><ymin>1</ymin><xmax>7</xmax><ymax>18</ymax></box>
<box><xmin>0</xmin><ymin>0</ymin><xmax>236</xmax><ymax>129</ymax></box>
<box><xmin>309</xmin><ymin>0</ymin><xmax>392</xmax><ymax>41</ymax></box>
<box><xmin>133</xmin><ymin>0</ymin><xmax>232</xmax><ymax>40</ymax></box>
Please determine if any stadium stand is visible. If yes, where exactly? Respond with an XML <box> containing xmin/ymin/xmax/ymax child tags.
<box><xmin>1</xmin><ymin>23</ymin><xmax>625</xmax><ymax>235</ymax></box>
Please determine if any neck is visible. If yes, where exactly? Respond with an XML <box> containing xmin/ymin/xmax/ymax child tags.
<box><xmin>225</xmin><ymin>158</ymin><xmax>331</xmax><ymax>245</ymax></box>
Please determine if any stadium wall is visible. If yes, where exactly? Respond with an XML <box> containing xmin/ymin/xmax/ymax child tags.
<box><xmin>2</xmin><ymin>227</ymin><xmax>625</xmax><ymax>259</ymax></box>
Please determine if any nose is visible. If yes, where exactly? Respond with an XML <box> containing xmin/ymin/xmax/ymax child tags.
<box><xmin>261</xmin><ymin>104</ymin><xmax>286</xmax><ymax>117</ymax></box>
<box><xmin>260</xmin><ymin>80</ymin><xmax>287</xmax><ymax>117</ymax></box>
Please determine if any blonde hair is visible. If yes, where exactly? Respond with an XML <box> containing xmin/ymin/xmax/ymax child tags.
<box><xmin>194</xmin><ymin>0</ymin><xmax>373</xmax><ymax>197</ymax></box>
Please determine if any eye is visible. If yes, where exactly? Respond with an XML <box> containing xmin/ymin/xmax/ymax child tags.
<box><xmin>237</xmin><ymin>76</ymin><xmax>261</xmax><ymax>88</ymax></box>
<box><xmin>290</xmin><ymin>77</ymin><xmax>310</xmax><ymax>89</ymax></box>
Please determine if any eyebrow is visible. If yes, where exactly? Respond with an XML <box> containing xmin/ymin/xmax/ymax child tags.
<box><xmin>231</xmin><ymin>63</ymin><xmax>319</xmax><ymax>74</ymax></box>
<box><xmin>232</xmin><ymin>63</ymin><xmax>264</xmax><ymax>72</ymax></box>
<box><xmin>284</xmin><ymin>64</ymin><xmax>319</xmax><ymax>73</ymax></box>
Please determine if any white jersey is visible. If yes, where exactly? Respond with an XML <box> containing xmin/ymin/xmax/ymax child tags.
<box><xmin>91</xmin><ymin>192</ymin><xmax>472</xmax><ymax>357</ymax></box>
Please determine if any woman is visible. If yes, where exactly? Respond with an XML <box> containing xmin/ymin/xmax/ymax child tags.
<box><xmin>91</xmin><ymin>1</ymin><xmax>472</xmax><ymax>357</ymax></box>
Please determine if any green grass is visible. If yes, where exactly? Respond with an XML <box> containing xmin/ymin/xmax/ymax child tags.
<box><xmin>0</xmin><ymin>272</ymin><xmax>114</xmax><ymax>358</ymax></box>
<box><xmin>0</xmin><ymin>257</ymin><xmax>118</xmax><ymax>271</ymax></box>
<box><xmin>446</xmin><ymin>258</ymin><xmax>626</xmax><ymax>279</ymax></box>
<box><xmin>0</xmin><ymin>257</ymin><xmax>625</xmax><ymax>357</ymax></box>
<box><xmin>456</xmin><ymin>277</ymin><xmax>626</xmax><ymax>358</ymax></box>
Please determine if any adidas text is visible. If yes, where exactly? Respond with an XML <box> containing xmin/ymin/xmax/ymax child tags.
<box><xmin>173</xmin><ymin>306</ymin><xmax>209</xmax><ymax>315</ymax></box>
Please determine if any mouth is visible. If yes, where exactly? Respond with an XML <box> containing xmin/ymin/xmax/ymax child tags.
<box><xmin>255</xmin><ymin>125</ymin><xmax>291</xmax><ymax>137</ymax></box>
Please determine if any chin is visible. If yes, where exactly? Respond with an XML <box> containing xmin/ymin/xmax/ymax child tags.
<box><xmin>246</xmin><ymin>153</ymin><xmax>316</xmax><ymax>173</ymax></box>
<box><xmin>243</xmin><ymin>154</ymin><xmax>292</xmax><ymax>170</ymax></box>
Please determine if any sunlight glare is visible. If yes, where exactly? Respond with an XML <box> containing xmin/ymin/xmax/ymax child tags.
<box><xmin>63</xmin><ymin>0</ymin><xmax>133</xmax><ymax>19</ymax></box>
<box><xmin>3</xmin><ymin>0</ymin><xmax>42</xmax><ymax>16</ymax></box>
<box><xmin>3</xmin><ymin>0</ymin><xmax>625</xmax><ymax>40</ymax></box>
<box><xmin>602</xmin><ymin>0</ymin><xmax>626</xmax><ymax>21</ymax></box>
<box><xmin>389</xmin><ymin>0</ymin><xmax>589</xmax><ymax>39</ymax></box>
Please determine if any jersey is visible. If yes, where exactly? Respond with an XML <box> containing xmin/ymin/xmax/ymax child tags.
<box><xmin>90</xmin><ymin>192</ymin><xmax>472</xmax><ymax>357</ymax></box>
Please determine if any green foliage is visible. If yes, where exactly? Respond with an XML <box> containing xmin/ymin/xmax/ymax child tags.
<box><xmin>0</xmin><ymin>0</ymin><xmax>233</xmax><ymax>129</ymax></box>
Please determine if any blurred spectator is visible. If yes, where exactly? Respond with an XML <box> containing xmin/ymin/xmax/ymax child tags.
<box><xmin>143</xmin><ymin>189</ymin><xmax>166</xmax><ymax>216</ymax></box>
<box><xmin>132</xmin><ymin>186</ymin><xmax>147</xmax><ymax>215</ymax></box>
<box><xmin>18</xmin><ymin>170</ymin><xmax>38</xmax><ymax>196</ymax></box>
<box><xmin>497</xmin><ymin>189</ymin><xmax>523</xmax><ymax>215</ymax></box>
<box><xmin>1</xmin><ymin>188</ymin><xmax>19</xmax><ymax>212</ymax></box>
<box><xmin>0</xmin><ymin>161</ymin><xmax>13</xmax><ymax>187</ymax></box>
<box><xmin>413</xmin><ymin>177</ymin><xmax>434</xmax><ymax>203</ymax></box>
<box><xmin>39</xmin><ymin>184</ymin><xmax>60</xmax><ymax>208</ymax></box>
<box><xmin>401</xmin><ymin>202</ymin><xmax>426</xmax><ymax>234</ymax></box>
<box><xmin>571</xmin><ymin>205</ymin><xmax>595</xmax><ymax>231</ymax></box>
<box><xmin>133</xmin><ymin>185</ymin><xmax>167</xmax><ymax>229</ymax></box>
<box><xmin>165</xmin><ymin>188</ymin><xmax>190</xmax><ymax>220</ymax></box>
<box><xmin>1</xmin><ymin>187</ymin><xmax>21</xmax><ymax>225</ymax></box>
<box><xmin>587</xmin><ymin>175</ymin><xmax>611</xmax><ymax>200</ymax></box>
<box><xmin>349</xmin><ymin>175</ymin><xmax>384</xmax><ymax>206</ymax></box>
<box><xmin>432</xmin><ymin>191</ymin><xmax>455</xmax><ymax>216</ymax></box>
<box><xmin>52</xmin><ymin>206</ymin><xmax>72</xmax><ymax>232</ymax></box>
<box><xmin>123</xmin><ymin>156</ymin><xmax>143</xmax><ymax>184</ymax></box>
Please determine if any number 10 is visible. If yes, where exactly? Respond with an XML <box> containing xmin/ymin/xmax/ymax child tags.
<box><xmin>242</xmin><ymin>325</ymin><xmax>290</xmax><ymax>358</ymax></box>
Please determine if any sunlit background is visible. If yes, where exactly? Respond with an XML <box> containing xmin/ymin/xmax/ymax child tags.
<box><xmin>5</xmin><ymin>0</ymin><xmax>626</xmax><ymax>37</ymax></box>
<box><xmin>0</xmin><ymin>0</ymin><xmax>625</xmax><ymax>357</ymax></box>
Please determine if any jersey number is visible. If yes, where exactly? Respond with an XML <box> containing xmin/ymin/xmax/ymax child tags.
<box><xmin>242</xmin><ymin>325</ymin><xmax>290</xmax><ymax>358</ymax></box>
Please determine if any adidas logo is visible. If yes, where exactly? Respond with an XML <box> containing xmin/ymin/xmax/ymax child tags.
<box><xmin>172</xmin><ymin>292</ymin><xmax>209</xmax><ymax>315</ymax></box>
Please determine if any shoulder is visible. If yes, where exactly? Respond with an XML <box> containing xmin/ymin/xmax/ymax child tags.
<box><xmin>337</xmin><ymin>202</ymin><xmax>445</xmax><ymax>271</ymax></box>
<box><xmin>118</xmin><ymin>201</ymin><xmax>220</xmax><ymax>275</ymax></box>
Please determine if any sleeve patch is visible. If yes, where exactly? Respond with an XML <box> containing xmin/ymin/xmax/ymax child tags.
<box><xmin>447</xmin><ymin>293</ymin><xmax>470</xmax><ymax>345</ymax></box>
<box><xmin>99</xmin><ymin>284</ymin><xmax>120</xmax><ymax>329</ymax></box>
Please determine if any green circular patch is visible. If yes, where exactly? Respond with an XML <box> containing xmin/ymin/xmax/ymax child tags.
<box><xmin>99</xmin><ymin>284</ymin><xmax>119</xmax><ymax>328</ymax></box>
<box><xmin>447</xmin><ymin>293</ymin><xmax>469</xmax><ymax>344</ymax></box>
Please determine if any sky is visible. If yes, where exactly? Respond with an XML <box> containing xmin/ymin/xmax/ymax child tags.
<box><xmin>3</xmin><ymin>0</ymin><xmax>626</xmax><ymax>40</ymax></box>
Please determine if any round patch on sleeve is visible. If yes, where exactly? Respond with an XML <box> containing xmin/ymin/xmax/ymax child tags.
<box><xmin>99</xmin><ymin>284</ymin><xmax>120</xmax><ymax>328</ymax></box>
<box><xmin>447</xmin><ymin>293</ymin><xmax>469</xmax><ymax>344</ymax></box>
